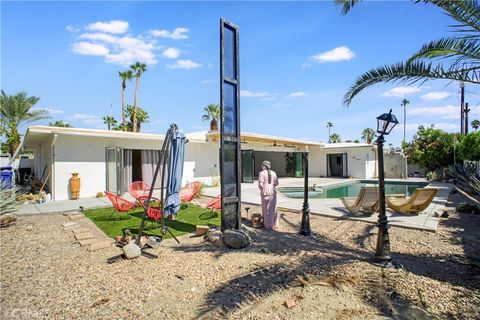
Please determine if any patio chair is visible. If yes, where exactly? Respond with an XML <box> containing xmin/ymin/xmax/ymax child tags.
<box><xmin>104</xmin><ymin>191</ymin><xmax>137</xmax><ymax>222</ymax></box>
<box><xmin>386</xmin><ymin>187</ymin><xmax>438</xmax><ymax>214</ymax></box>
<box><xmin>179</xmin><ymin>181</ymin><xmax>201</xmax><ymax>205</ymax></box>
<box><xmin>137</xmin><ymin>195</ymin><xmax>163</xmax><ymax>229</ymax></box>
<box><xmin>341</xmin><ymin>187</ymin><xmax>379</xmax><ymax>216</ymax></box>
<box><xmin>129</xmin><ymin>181</ymin><xmax>151</xmax><ymax>200</ymax></box>
<box><xmin>206</xmin><ymin>187</ymin><xmax>235</xmax><ymax>212</ymax></box>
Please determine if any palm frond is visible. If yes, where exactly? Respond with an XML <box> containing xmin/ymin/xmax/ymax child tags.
<box><xmin>419</xmin><ymin>0</ymin><xmax>480</xmax><ymax>32</ymax></box>
<box><xmin>343</xmin><ymin>61</ymin><xmax>480</xmax><ymax>106</ymax></box>
<box><xmin>408</xmin><ymin>37</ymin><xmax>480</xmax><ymax>62</ymax></box>
<box><xmin>335</xmin><ymin>0</ymin><xmax>362</xmax><ymax>15</ymax></box>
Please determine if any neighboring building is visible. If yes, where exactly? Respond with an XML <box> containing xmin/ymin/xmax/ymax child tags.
<box><xmin>19</xmin><ymin>126</ymin><xmax>377</xmax><ymax>201</ymax></box>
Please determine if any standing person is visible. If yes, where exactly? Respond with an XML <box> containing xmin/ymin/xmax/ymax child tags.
<box><xmin>258</xmin><ymin>160</ymin><xmax>279</xmax><ymax>230</ymax></box>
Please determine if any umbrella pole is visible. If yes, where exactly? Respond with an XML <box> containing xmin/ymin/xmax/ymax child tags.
<box><xmin>136</xmin><ymin>126</ymin><xmax>173</xmax><ymax>245</ymax></box>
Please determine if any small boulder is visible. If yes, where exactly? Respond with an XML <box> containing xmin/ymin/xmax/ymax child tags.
<box><xmin>206</xmin><ymin>229</ymin><xmax>223</xmax><ymax>243</ymax></box>
<box><xmin>223</xmin><ymin>229</ymin><xmax>251</xmax><ymax>249</ymax></box>
<box><xmin>122</xmin><ymin>243</ymin><xmax>141</xmax><ymax>259</ymax></box>
<box><xmin>146</xmin><ymin>236</ymin><xmax>161</xmax><ymax>248</ymax></box>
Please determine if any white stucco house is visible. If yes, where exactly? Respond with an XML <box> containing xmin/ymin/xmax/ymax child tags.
<box><xmin>17</xmin><ymin>126</ymin><xmax>377</xmax><ymax>201</ymax></box>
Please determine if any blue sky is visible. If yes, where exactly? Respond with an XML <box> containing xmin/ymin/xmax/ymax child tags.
<box><xmin>2</xmin><ymin>1</ymin><xmax>479</xmax><ymax>147</ymax></box>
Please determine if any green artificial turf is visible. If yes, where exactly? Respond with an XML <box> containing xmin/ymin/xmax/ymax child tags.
<box><xmin>84</xmin><ymin>203</ymin><xmax>220</xmax><ymax>239</ymax></box>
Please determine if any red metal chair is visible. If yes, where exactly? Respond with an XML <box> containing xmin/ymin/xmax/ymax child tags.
<box><xmin>129</xmin><ymin>181</ymin><xmax>151</xmax><ymax>200</ymax></box>
<box><xmin>137</xmin><ymin>195</ymin><xmax>163</xmax><ymax>229</ymax></box>
<box><xmin>179</xmin><ymin>181</ymin><xmax>201</xmax><ymax>205</ymax></box>
<box><xmin>104</xmin><ymin>191</ymin><xmax>137</xmax><ymax>222</ymax></box>
<box><xmin>206</xmin><ymin>187</ymin><xmax>235</xmax><ymax>212</ymax></box>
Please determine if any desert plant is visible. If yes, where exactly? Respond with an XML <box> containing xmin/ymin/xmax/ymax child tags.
<box><xmin>426</xmin><ymin>171</ymin><xmax>438</xmax><ymax>181</ymax></box>
<box><xmin>448</xmin><ymin>163</ymin><xmax>480</xmax><ymax>195</ymax></box>
<box><xmin>0</xmin><ymin>182</ymin><xmax>19</xmax><ymax>227</ymax></box>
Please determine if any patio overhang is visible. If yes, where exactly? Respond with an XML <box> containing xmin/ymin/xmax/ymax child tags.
<box><xmin>206</xmin><ymin>130</ymin><xmax>321</xmax><ymax>152</ymax></box>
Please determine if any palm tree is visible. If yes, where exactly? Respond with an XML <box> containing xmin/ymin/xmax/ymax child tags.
<box><xmin>337</xmin><ymin>0</ymin><xmax>480</xmax><ymax>106</ymax></box>
<box><xmin>130</xmin><ymin>62</ymin><xmax>147</xmax><ymax>132</ymax></box>
<box><xmin>48</xmin><ymin>120</ymin><xmax>72</xmax><ymax>127</ymax></box>
<box><xmin>126</xmin><ymin>105</ymin><xmax>149</xmax><ymax>132</ymax></box>
<box><xmin>0</xmin><ymin>90</ymin><xmax>50</xmax><ymax>155</ymax></box>
<box><xmin>118</xmin><ymin>70</ymin><xmax>134</xmax><ymax>131</ymax></box>
<box><xmin>361</xmin><ymin>127</ymin><xmax>376</xmax><ymax>144</ymax></box>
<box><xmin>202</xmin><ymin>104</ymin><xmax>220</xmax><ymax>131</ymax></box>
<box><xmin>102</xmin><ymin>116</ymin><xmax>117</xmax><ymax>130</ymax></box>
<box><xmin>327</xmin><ymin>121</ymin><xmax>334</xmax><ymax>142</ymax></box>
<box><xmin>330</xmin><ymin>133</ymin><xmax>341</xmax><ymax>143</ymax></box>
<box><xmin>472</xmin><ymin>119</ymin><xmax>480</xmax><ymax>131</ymax></box>
<box><xmin>401</xmin><ymin>98</ymin><xmax>410</xmax><ymax>144</ymax></box>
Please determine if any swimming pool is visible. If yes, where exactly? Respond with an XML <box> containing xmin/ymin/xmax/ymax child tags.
<box><xmin>277</xmin><ymin>180</ymin><xmax>429</xmax><ymax>199</ymax></box>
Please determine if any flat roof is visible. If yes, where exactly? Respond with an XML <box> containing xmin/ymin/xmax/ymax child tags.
<box><xmin>206</xmin><ymin>130</ymin><xmax>322</xmax><ymax>147</ymax></box>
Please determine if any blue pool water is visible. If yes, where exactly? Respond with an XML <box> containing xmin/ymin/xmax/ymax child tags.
<box><xmin>277</xmin><ymin>180</ymin><xmax>428</xmax><ymax>199</ymax></box>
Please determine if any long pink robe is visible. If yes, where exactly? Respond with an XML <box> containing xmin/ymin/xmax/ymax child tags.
<box><xmin>258</xmin><ymin>169</ymin><xmax>279</xmax><ymax>230</ymax></box>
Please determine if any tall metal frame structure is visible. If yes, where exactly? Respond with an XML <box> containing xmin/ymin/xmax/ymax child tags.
<box><xmin>220</xmin><ymin>18</ymin><xmax>241</xmax><ymax>231</ymax></box>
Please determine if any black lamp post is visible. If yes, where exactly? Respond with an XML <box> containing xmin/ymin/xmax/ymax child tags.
<box><xmin>299</xmin><ymin>151</ymin><xmax>312</xmax><ymax>236</ymax></box>
<box><xmin>374</xmin><ymin>109</ymin><xmax>398</xmax><ymax>266</ymax></box>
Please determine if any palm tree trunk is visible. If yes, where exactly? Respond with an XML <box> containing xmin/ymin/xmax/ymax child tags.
<box><xmin>133</xmin><ymin>76</ymin><xmax>139</xmax><ymax>132</ymax></box>
<box><xmin>210</xmin><ymin>119</ymin><xmax>218</xmax><ymax>131</ymax></box>
<box><xmin>403</xmin><ymin>105</ymin><xmax>406</xmax><ymax>144</ymax></box>
<box><xmin>121</xmin><ymin>83</ymin><xmax>126</xmax><ymax>131</ymax></box>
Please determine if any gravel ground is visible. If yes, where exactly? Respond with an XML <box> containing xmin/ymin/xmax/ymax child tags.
<box><xmin>1</xmin><ymin>192</ymin><xmax>479</xmax><ymax>320</ymax></box>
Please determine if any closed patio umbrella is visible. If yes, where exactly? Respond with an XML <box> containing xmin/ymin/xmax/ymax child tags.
<box><xmin>164</xmin><ymin>129</ymin><xmax>185</xmax><ymax>216</ymax></box>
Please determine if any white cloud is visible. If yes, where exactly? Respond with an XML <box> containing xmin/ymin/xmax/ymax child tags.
<box><xmin>288</xmin><ymin>92</ymin><xmax>306</xmax><ymax>97</ymax></box>
<box><xmin>86</xmin><ymin>20</ymin><xmax>129</xmax><ymax>34</ymax></box>
<box><xmin>201</xmin><ymin>79</ymin><xmax>216</xmax><ymax>84</ymax></box>
<box><xmin>72</xmin><ymin>32</ymin><xmax>157</xmax><ymax>65</ymax></box>
<box><xmin>150</xmin><ymin>27</ymin><xmax>189</xmax><ymax>40</ymax></box>
<box><xmin>69</xmin><ymin>113</ymin><xmax>103</xmax><ymax>128</ymax></box>
<box><xmin>31</xmin><ymin>107</ymin><xmax>64</xmax><ymax>115</ymax></box>
<box><xmin>167</xmin><ymin>59</ymin><xmax>201</xmax><ymax>69</ymax></box>
<box><xmin>381</xmin><ymin>86</ymin><xmax>421</xmax><ymax>97</ymax></box>
<box><xmin>240</xmin><ymin>90</ymin><xmax>268</xmax><ymax>98</ymax></box>
<box><xmin>406</xmin><ymin>122</ymin><xmax>459</xmax><ymax>131</ymax></box>
<box><xmin>66</xmin><ymin>25</ymin><xmax>80</xmax><ymax>33</ymax></box>
<box><xmin>261</xmin><ymin>97</ymin><xmax>277</xmax><ymax>102</ymax></box>
<box><xmin>72</xmin><ymin>42</ymin><xmax>109</xmax><ymax>56</ymax></box>
<box><xmin>162</xmin><ymin>47</ymin><xmax>180</xmax><ymax>59</ymax></box>
<box><xmin>420</xmin><ymin>91</ymin><xmax>451</xmax><ymax>101</ymax></box>
<box><xmin>312</xmin><ymin>46</ymin><xmax>355</xmax><ymax>63</ymax></box>
<box><xmin>408</xmin><ymin>105</ymin><xmax>458</xmax><ymax>119</ymax></box>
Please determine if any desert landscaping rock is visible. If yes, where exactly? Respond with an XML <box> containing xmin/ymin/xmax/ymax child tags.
<box><xmin>223</xmin><ymin>229</ymin><xmax>251</xmax><ymax>249</ymax></box>
<box><xmin>122</xmin><ymin>243</ymin><xmax>141</xmax><ymax>259</ymax></box>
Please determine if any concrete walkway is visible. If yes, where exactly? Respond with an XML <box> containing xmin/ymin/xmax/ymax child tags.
<box><xmin>202</xmin><ymin>178</ymin><xmax>451</xmax><ymax>232</ymax></box>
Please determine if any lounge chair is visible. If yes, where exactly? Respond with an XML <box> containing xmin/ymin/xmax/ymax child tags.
<box><xmin>386</xmin><ymin>187</ymin><xmax>438</xmax><ymax>214</ymax></box>
<box><xmin>206</xmin><ymin>187</ymin><xmax>236</xmax><ymax>212</ymax></box>
<box><xmin>341</xmin><ymin>187</ymin><xmax>379</xmax><ymax>216</ymax></box>
<box><xmin>179</xmin><ymin>181</ymin><xmax>201</xmax><ymax>205</ymax></box>
<box><xmin>104</xmin><ymin>191</ymin><xmax>136</xmax><ymax>221</ymax></box>
<box><xmin>137</xmin><ymin>195</ymin><xmax>163</xmax><ymax>229</ymax></box>
<box><xmin>129</xmin><ymin>181</ymin><xmax>151</xmax><ymax>200</ymax></box>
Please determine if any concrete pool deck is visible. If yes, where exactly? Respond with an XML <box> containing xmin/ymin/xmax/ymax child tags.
<box><xmin>202</xmin><ymin>177</ymin><xmax>452</xmax><ymax>232</ymax></box>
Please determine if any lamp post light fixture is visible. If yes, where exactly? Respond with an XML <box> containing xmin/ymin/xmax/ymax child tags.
<box><xmin>374</xmin><ymin>109</ymin><xmax>398</xmax><ymax>266</ymax></box>
<box><xmin>299</xmin><ymin>151</ymin><xmax>312</xmax><ymax>237</ymax></box>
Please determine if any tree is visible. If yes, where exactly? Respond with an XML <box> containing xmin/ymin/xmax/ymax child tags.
<box><xmin>327</xmin><ymin>121</ymin><xmax>334</xmax><ymax>142</ymax></box>
<box><xmin>0</xmin><ymin>90</ymin><xmax>50</xmax><ymax>155</ymax></box>
<box><xmin>361</xmin><ymin>127</ymin><xmax>376</xmax><ymax>144</ymax></box>
<box><xmin>458</xmin><ymin>131</ymin><xmax>480</xmax><ymax>160</ymax></box>
<box><xmin>102</xmin><ymin>116</ymin><xmax>117</xmax><ymax>130</ymax></box>
<box><xmin>202</xmin><ymin>104</ymin><xmax>220</xmax><ymax>131</ymax></box>
<box><xmin>337</xmin><ymin>0</ymin><xmax>480</xmax><ymax>106</ymax></box>
<box><xmin>49</xmin><ymin>120</ymin><xmax>72</xmax><ymax>127</ymax></box>
<box><xmin>125</xmin><ymin>105</ymin><xmax>149</xmax><ymax>132</ymax></box>
<box><xmin>401</xmin><ymin>98</ymin><xmax>410</xmax><ymax>144</ymax></box>
<box><xmin>403</xmin><ymin>125</ymin><xmax>457</xmax><ymax>172</ymax></box>
<box><xmin>472</xmin><ymin>119</ymin><xmax>480</xmax><ymax>131</ymax></box>
<box><xmin>118</xmin><ymin>70</ymin><xmax>134</xmax><ymax>131</ymax></box>
<box><xmin>130</xmin><ymin>62</ymin><xmax>147</xmax><ymax>132</ymax></box>
<box><xmin>330</xmin><ymin>133</ymin><xmax>341</xmax><ymax>143</ymax></box>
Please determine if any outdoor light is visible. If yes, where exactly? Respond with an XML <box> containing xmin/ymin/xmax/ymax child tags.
<box><xmin>376</xmin><ymin>109</ymin><xmax>399</xmax><ymax>136</ymax></box>
<box><xmin>299</xmin><ymin>151</ymin><xmax>312</xmax><ymax>237</ymax></box>
<box><xmin>374</xmin><ymin>109</ymin><xmax>398</xmax><ymax>267</ymax></box>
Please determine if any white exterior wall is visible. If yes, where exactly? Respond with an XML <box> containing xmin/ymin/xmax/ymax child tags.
<box><xmin>311</xmin><ymin>146</ymin><xmax>376</xmax><ymax>179</ymax></box>
<box><xmin>184</xmin><ymin>140</ymin><xmax>219</xmax><ymax>186</ymax></box>
<box><xmin>53</xmin><ymin>135</ymin><xmax>166</xmax><ymax>201</ymax></box>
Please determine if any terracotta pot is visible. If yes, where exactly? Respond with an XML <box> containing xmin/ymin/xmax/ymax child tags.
<box><xmin>250</xmin><ymin>214</ymin><xmax>263</xmax><ymax>228</ymax></box>
<box><xmin>69</xmin><ymin>173</ymin><xmax>80</xmax><ymax>199</ymax></box>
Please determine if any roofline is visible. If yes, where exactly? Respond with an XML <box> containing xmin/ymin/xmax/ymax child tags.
<box><xmin>25</xmin><ymin>126</ymin><xmax>166</xmax><ymax>141</ymax></box>
<box><xmin>206</xmin><ymin>130</ymin><xmax>322</xmax><ymax>146</ymax></box>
